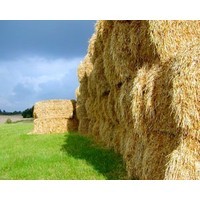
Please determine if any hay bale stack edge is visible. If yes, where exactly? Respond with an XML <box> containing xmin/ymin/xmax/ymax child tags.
<box><xmin>33</xmin><ymin>99</ymin><xmax>78</xmax><ymax>134</ymax></box>
<box><xmin>76</xmin><ymin>20</ymin><xmax>200</xmax><ymax>180</ymax></box>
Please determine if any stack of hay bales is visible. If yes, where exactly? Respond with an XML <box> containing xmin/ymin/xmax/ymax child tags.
<box><xmin>76</xmin><ymin>55</ymin><xmax>93</xmax><ymax>134</ymax></box>
<box><xmin>76</xmin><ymin>20</ymin><xmax>200</xmax><ymax>179</ymax></box>
<box><xmin>33</xmin><ymin>99</ymin><xmax>78</xmax><ymax>134</ymax></box>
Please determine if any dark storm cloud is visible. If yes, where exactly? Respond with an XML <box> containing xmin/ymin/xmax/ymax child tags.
<box><xmin>0</xmin><ymin>20</ymin><xmax>95</xmax><ymax>112</ymax></box>
<box><xmin>0</xmin><ymin>57</ymin><xmax>81</xmax><ymax>111</ymax></box>
<box><xmin>0</xmin><ymin>20</ymin><xmax>96</xmax><ymax>60</ymax></box>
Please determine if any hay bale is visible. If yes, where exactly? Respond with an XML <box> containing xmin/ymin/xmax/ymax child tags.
<box><xmin>33</xmin><ymin>99</ymin><xmax>78</xmax><ymax>134</ymax></box>
<box><xmin>34</xmin><ymin>118</ymin><xmax>69</xmax><ymax>134</ymax></box>
<box><xmin>78</xmin><ymin>118</ymin><xmax>90</xmax><ymax>135</ymax></box>
<box><xmin>76</xmin><ymin>20</ymin><xmax>200</xmax><ymax>179</ymax></box>
<box><xmin>34</xmin><ymin>100</ymin><xmax>74</xmax><ymax>119</ymax></box>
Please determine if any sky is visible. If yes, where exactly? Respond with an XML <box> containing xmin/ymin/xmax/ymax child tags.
<box><xmin>0</xmin><ymin>20</ymin><xmax>96</xmax><ymax>112</ymax></box>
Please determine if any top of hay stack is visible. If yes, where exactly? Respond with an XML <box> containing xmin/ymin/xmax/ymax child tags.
<box><xmin>34</xmin><ymin>99</ymin><xmax>75</xmax><ymax>119</ymax></box>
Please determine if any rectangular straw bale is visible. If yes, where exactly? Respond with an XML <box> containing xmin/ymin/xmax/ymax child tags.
<box><xmin>76</xmin><ymin>20</ymin><xmax>200</xmax><ymax>180</ymax></box>
<box><xmin>99</xmin><ymin>120</ymin><xmax>115</xmax><ymax>148</ymax></box>
<box><xmin>77</xmin><ymin>54</ymin><xmax>93</xmax><ymax>83</ymax></box>
<box><xmin>164</xmin><ymin>136</ymin><xmax>200</xmax><ymax>180</ymax></box>
<box><xmin>78</xmin><ymin>118</ymin><xmax>90</xmax><ymax>135</ymax></box>
<box><xmin>76</xmin><ymin>104</ymin><xmax>87</xmax><ymax>120</ymax></box>
<box><xmin>34</xmin><ymin>118</ymin><xmax>69</xmax><ymax>134</ymax></box>
<box><xmin>33</xmin><ymin>99</ymin><xmax>78</xmax><ymax>134</ymax></box>
<box><xmin>34</xmin><ymin>99</ymin><xmax>74</xmax><ymax>119</ymax></box>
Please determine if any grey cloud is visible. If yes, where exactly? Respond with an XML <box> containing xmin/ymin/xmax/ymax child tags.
<box><xmin>0</xmin><ymin>20</ymin><xmax>96</xmax><ymax>60</ymax></box>
<box><xmin>37</xmin><ymin>70</ymin><xmax>78</xmax><ymax>101</ymax></box>
<box><xmin>0</xmin><ymin>20</ymin><xmax>94</xmax><ymax>111</ymax></box>
<box><xmin>0</xmin><ymin>56</ymin><xmax>81</xmax><ymax>111</ymax></box>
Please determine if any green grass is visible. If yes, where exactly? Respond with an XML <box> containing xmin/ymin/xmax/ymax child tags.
<box><xmin>0</xmin><ymin>122</ymin><xmax>126</xmax><ymax>180</ymax></box>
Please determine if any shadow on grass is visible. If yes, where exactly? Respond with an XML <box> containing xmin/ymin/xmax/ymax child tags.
<box><xmin>61</xmin><ymin>133</ymin><xmax>127</xmax><ymax>180</ymax></box>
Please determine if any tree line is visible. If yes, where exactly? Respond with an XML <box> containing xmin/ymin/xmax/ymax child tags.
<box><xmin>0</xmin><ymin>106</ymin><xmax>34</xmax><ymax>118</ymax></box>
<box><xmin>0</xmin><ymin>110</ymin><xmax>21</xmax><ymax>115</ymax></box>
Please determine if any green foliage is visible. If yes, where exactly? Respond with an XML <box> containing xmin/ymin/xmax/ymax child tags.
<box><xmin>0</xmin><ymin>109</ymin><xmax>21</xmax><ymax>115</ymax></box>
<box><xmin>22</xmin><ymin>106</ymin><xmax>34</xmax><ymax>118</ymax></box>
<box><xmin>0</xmin><ymin>122</ymin><xmax>126</xmax><ymax>180</ymax></box>
<box><xmin>5</xmin><ymin>118</ymin><xmax>12</xmax><ymax>124</ymax></box>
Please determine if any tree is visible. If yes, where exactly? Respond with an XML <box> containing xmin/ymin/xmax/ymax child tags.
<box><xmin>22</xmin><ymin>106</ymin><xmax>34</xmax><ymax>118</ymax></box>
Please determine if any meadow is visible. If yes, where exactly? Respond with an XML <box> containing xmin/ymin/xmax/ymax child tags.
<box><xmin>0</xmin><ymin>122</ymin><xmax>126</xmax><ymax>180</ymax></box>
<box><xmin>0</xmin><ymin>115</ymin><xmax>32</xmax><ymax>124</ymax></box>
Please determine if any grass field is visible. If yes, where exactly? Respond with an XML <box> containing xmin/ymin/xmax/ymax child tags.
<box><xmin>0</xmin><ymin>122</ymin><xmax>126</xmax><ymax>180</ymax></box>
<box><xmin>0</xmin><ymin>115</ymin><xmax>33</xmax><ymax>124</ymax></box>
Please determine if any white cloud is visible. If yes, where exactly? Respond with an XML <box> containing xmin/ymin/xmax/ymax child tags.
<box><xmin>0</xmin><ymin>56</ymin><xmax>82</xmax><ymax>111</ymax></box>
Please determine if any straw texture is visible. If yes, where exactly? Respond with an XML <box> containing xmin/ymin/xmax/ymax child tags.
<box><xmin>33</xmin><ymin>99</ymin><xmax>78</xmax><ymax>134</ymax></box>
<box><xmin>76</xmin><ymin>20</ymin><xmax>200</xmax><ymax>179</ymax></box>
